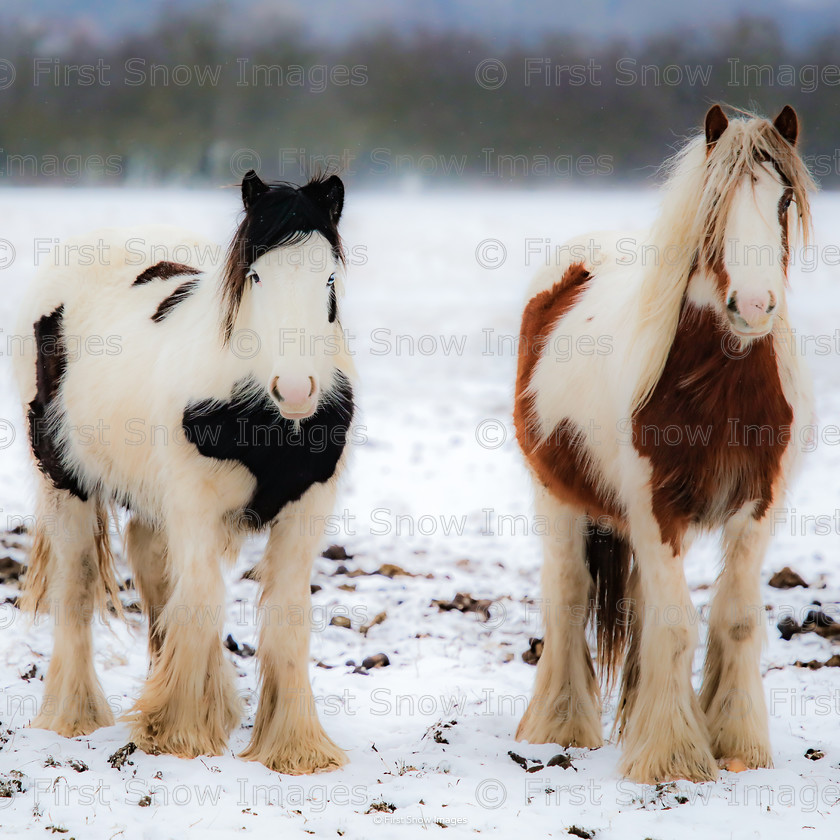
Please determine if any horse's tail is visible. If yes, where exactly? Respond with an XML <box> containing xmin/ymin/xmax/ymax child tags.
<box><xmin>584</xmin><ymin>523</ymin><xmax>632</xmax><ymax>691</ymax></box>
<box><xmin>22</xmin><ymin>499</ymin><xmax>123</xmax><ymax>619</ymax></box>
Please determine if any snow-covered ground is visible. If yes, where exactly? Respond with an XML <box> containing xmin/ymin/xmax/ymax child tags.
<box><xmin>0</xmin><ymin>186</ymin><xmax>839</xmax><ymax>839</ymax></box>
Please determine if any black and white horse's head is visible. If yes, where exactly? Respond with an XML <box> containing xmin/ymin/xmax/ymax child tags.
<box><xmin>222</xmin><ymin>171</ymin><xmax>347</xmax><ymax>420</ymax></box>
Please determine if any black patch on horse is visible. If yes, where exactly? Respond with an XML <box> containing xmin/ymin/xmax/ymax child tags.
<box><xmin>328</xmin><ymin>285</ymin><xmax>338</xmax><ymax>323</ymax></box>
<box><xmin>134</xmin><ymin>261</ymin><xmax>202</xmax><ymax>286</ymax></box>
<box><xmin>152</xmin><ymin>278</ymin><xmax>201</xmax><ymax>323</ymax></box>
<box><xmin>27</xmin><ymin>306</ymin><xmax>88</xmax><ymax>500</ymax></box>
<box><xmin>182</xmin><ymin>373</ymin><xmax>354</xmax><ymax>528</ymax></box>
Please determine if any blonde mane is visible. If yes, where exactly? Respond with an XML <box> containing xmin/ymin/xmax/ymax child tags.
<box><xmin>631</xmin><ymin>109</ymin><xmax>816</xmax><ymax>411</ymax></box>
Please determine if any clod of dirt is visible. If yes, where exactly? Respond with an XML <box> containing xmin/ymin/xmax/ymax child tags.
<box><xmin>362</xmin><ymin>653</ymin><xmax>390</xmax><ymax>669</ymax></box>
<box><xmin>805</xmin><ymin>748</ymin><xmax>824</xmax><ymax>760</ymax></box>
<box><xmin>137</xmin><ymin>794</ymin><xmax>152</xmax><ymax>807</ymax></box>
<box><xmin>330</xmin><ymin>616</ymin><xmax>352</xmax><ymax>629</ymax></box>
<box><xmin>508</xmin><ymin>750</ymin><xmax>545</xmax><ymax>773</ymax></box>
<box><xmin>322</xmin><ymin>545</ymin><xmax>352</xmax><ymax>561</ymax></box>
<box><xmin>431</xmin><ymin>593</ymin><xmax>493</xmax><ymax>621</ymax></box>
<box><xmin>522</xmin><ymin>637</ymin><xmax>544</xmax><ymax>665</ymax></box>
<box><xmin>224</xmin><ymin>634</ymin><xmax>255</xmax><ymax>657</ymax></box>
<box><xmin>20</xmin><ymin>663</ymin><xmax>38</xmax><ymax>681</ymax></box>
<box><xmin>776</xmin><ymin>616</ymin><xmax>800</xmax><ymax>641</ymax></box>
<box><xmin>0</xmin><ymin>774</ymin><xmax>25</xmax><ymax>797</ymax></box>
<box><xmin>768</xmin><ymin>567</ymin><xmax>808</xmax><ymax>589</ymax></box>
<box><xmin>794</xmin><ymin>655</ymin><xmax>840</xmax><ymax>669</ymax></box>
<box><xmin>0</xmin><ymin>556</ymin><xmax>24</xmax><ymax>584</ymax></box>
<box><xmin>547</xmin><ymin>753</ymin><xmax>574</xmax><ymax>770</ymax></box>
<box><xmin>568</xmin><ymin>828</ymin><xmax>594</xmax><ymax>839</ymax></box>
<box><xmin>108</xmin><ymin>742</ymin><xmax>137</xmax><ymax>770</ymax></box>
<box><xmin>310</xmin><ymin>584</ymin><xmax>322</xmax><ymax>595</ymax></box>
<box><xmin>68</xmin><ymin>759</ymin><xmax>88</xmax><ymax>773</ymax></box>
<box><xmin>365</xmin><ymin>800</ymin><xmax>396</xmax><ymax>814</ymax></box>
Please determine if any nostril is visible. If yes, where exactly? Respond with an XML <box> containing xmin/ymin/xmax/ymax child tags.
<box><xmin>767</xmin><ymin>292</ymin><xmax>777</xmax><ymax>313</ymax></box>
<box><xmin>270</xmin><ymin>376</ymin><xmax>283</xmax><ymax>403</ymax></box>
<box><xmin>308</xmin><ymin>376</ymin><xmax>316</xmax><ymax>398</ymax></box>
<box><xmin>727</xmin><ymin>295</ymin><xmax>738</xmax><ymax>313</ymax></box>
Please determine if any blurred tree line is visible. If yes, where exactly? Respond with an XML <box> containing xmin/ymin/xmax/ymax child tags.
<box><xmin>0</xmin><ymin>12</ymin><xmax>838</xmax><ymax>186</ymax></box>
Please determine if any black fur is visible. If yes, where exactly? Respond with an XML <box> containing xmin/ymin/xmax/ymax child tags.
<box><xmin>152</xmin><ymin>278</ymin><xmax>201</xmax><ymax>323</ymax></box>
<box><xmin>328</xmin><ymin>285</ymin><xmax>338</xmax><ymax>323</ymax></box>
<box><xmin>27</xmin><ymin>306</ymin><xmax>88</xmax><ymax>500</ymax></box>
<box><xmin>182</xmin><ymin>373</ymin><xmax>354</xmax><ymax>528</ymax></box>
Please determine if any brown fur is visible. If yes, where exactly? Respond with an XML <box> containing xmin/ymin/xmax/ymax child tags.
<box><xmin>515</xmin><ymin>263</ymin><xmax>623</xmax><ymax>522</ymax></box>
<box><xmin>632</xmin><ymin>304</ymin><xmax>793</xmax><ymax>554</ymax></box>
<box><xmin>133</xmin><ymin>262</ymin><xmax>201</xmax><ymax>286</ymax></box>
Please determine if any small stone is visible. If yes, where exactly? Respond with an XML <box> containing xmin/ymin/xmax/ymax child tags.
<box><xmin>362</xmin><ymin>653</ymin><xmax>390</xmax><ymax>669</ymax></box>
<box><xmin>345</xmin><ymin>659</ymin><xmax>356</xmax><ymax>667</ymax></box>
<box><xmin>777</xmin><ymin>616</ymin><xmax>800</xmax><ymax>641</ymax></box>
<box><xmin>330</xmin><ymin>615</ymin><xmax>352</xmax><ymax>629</ymax></box>
<box><xmin>522</xmin><ymin>637</ymin><xmax>544</xmax><ymax>665</ymax></box>
<box><xmin>322</xmin><ymin>545</ymin><xmax>351</xmax><ymax>561</ymax></box>
<box><xmin>768</xmin><ymin>567</ymin><xmax>808</xmax><ymax>589</ymax></box>
<box><xmin>805</xmin><ymin>748</ymin><xmax>824</xmax><ymax>761</ymax></box>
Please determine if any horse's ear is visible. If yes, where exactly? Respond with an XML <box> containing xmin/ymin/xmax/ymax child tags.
<box><xmin>242</xmin><ymin>170</ymin><xmax>270</xmax><ymax>209</ymax></box>
<box><xmin>773</xmin><ymin>105</ymin><xmax>799</xmax><ymax>146</ymax></box>
<box><xmin>705</xmin><ymin>104</ymin><xmax>728</xmax><ymax>148</ymax></box>
<box><xmin>302</xmin><ymin>175</ymin><xmax>344</xmax><ymax>226</ymax></box>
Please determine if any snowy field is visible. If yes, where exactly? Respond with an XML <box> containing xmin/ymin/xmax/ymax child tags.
<box><xmin>0</xmin><ymin>186</ymin><xmax>839</xmax><ymax>839</ymax></box>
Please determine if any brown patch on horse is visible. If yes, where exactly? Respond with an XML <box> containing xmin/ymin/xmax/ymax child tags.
<box><xmin>514</xmin><ymin>263</ymin><xmax>623</xmax><ymax>521</ymax></box>
<box><xmin>633</xmin><ymin>304</ymin><xmax>792</xmax><ymax>553</ymax></box>
<box><xmin>151</xmin><ymin>278</ymin><xmax>201</xmax><ymax>323</ymax></box>
<box><xmin>133</xmin><ymin>262</ymin><xmax>201</xmax><ymax>286</ymax></box>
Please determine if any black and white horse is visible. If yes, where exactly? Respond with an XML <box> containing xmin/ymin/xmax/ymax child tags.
<box><xmin>14</xmin><ymin>172</ymin><xmax>356</xmax><ymax>773</ymax></box>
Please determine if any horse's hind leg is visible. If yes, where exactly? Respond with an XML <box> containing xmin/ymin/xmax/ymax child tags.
<box><xmin>24</xmin><ymin>479</ymin><xmax>118</xmax><ymax>736</ymax></box>
<box><xmin>700</xmin><ymin>503</ymin><xmax>773</xmax><ymax>769</ymax></box>
<box><xmin>124</xmin><ymin>517</ymin><xmax>170</xmax><ymax>659</ymax></box>
<box><xmin>240</xmin><ymin>481</ymin><xmax>347</xmax><ymax>773</ymax></box>
<box><xmin>516</xmin><ymin>485</ymin><xmax>603</xmax><ymax>748</ymax></box>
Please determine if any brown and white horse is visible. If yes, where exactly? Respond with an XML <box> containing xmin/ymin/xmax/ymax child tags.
<box><xmin>514</xmin><ymin>106</ymin><xmax>815</xmax><ymax>783</ymax></box>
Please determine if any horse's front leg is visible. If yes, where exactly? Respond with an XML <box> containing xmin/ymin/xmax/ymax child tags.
<box><xmin>700</xmin><ymin>502</ymin><xmax>774</xmax><ymax>769</ymax></box>
<box><xmin>618</xmin><ymin>492</ymin><xmax>717</xmax><ymax>783</ymax></box>
<box><xmin>129</xmin><ymin>512</ymin><xmax>240</xmax><ymax>757</ymax></box>
<box><xmin>240</xmin><ymin>481</ymin><xmax>347</xmax><ymax>774</ymax></box>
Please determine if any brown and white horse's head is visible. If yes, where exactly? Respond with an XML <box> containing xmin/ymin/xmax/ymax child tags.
<box><xmin>690</xmin><ymin>105</ymin><xmax>814</xmax><ymax>342</ymax></box>
<box><xmin>222</xmin><ymin>172</ymin><xmax>349</xmax><ymax>420</ymax></box>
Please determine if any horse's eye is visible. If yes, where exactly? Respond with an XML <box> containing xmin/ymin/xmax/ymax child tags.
<box><xmin>782</xmin><ymin>195</ymin><xmax>793</xmax><ymax>211</ymax></box>
<box><xmin>247</xmin><ymin>269</ymin><xmax>261</xmax><ymax>285</ymax></box>
<box><xmin>327</xmin><ymin>273</ymin><xmax>336</xmax><ymax>286</ymax></box>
